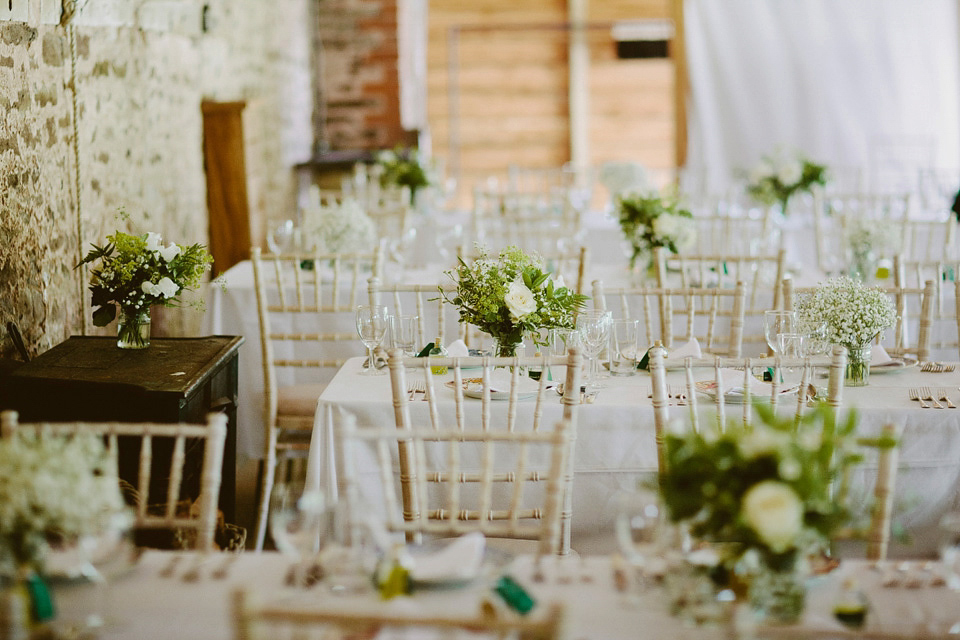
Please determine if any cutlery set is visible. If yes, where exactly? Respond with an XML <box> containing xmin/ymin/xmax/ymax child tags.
<box><xmin>909</xmin><ymin>388</ymin><xmax>958</xmax><ymax>409</ymax></box>
<box><xmin>407</xmin><ymin>379</ymin><xmax>426</xmax><ymax>401</ymax></box>
<box><xmin>159</xmin><ymin>552</ymin><xmax>240</xmax><ymax>582</ymax></box>
<box><xmin>921</xmin><ymin>362</ymin><xmax>957</xmax><ymax>373</ymax></box>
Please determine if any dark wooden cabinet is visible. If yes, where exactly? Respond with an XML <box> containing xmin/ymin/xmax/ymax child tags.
<box><xmin>0</xmin><ymin>336</ymin><xmax>243</xmax><ymax>525</ymax></box>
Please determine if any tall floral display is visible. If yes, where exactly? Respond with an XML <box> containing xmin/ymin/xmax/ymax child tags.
<box><xmin>617</xmin><ymin>192</ymin><xmax>695</xmax><ymax>272</ymax></box>
<box><xmin>441</xmin><ymin>246</ymin><xmax>588</xmax><ymax>357</ymax></box>
<box><xmin>746</xmin><ymin>151</ymin><xmax>827</xmax><ymax>216</ymax></box>
<box><xmin>794</xmin><ymin>276</ymin><xmax>896</xmax><ymax>386</ymax></box>
<box><xmin>375</xmin><ymin>146</ymin><xmax>432</xmax><ymax>202</ymax></box>
<box><xmin>77</xmin><ymin>230</ymin><xmax>213</xmax><ymax>349</ymax></box>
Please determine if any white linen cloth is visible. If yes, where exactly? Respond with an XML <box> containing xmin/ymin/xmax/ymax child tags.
<box><xmin>308</xmin><ymin>357</ymin><xmax>960</xmax><ymax>557</ymax></box>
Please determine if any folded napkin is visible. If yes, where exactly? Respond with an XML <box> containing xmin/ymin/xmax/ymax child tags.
<box><xmin>478</xmin><ymin>369</ymin><xmax>545</xmax><ymax>394</ymax></box>
<box><xmin>446</xmin><ymin>339</ymin><xmax>469</xmax><ymax>357</ymax></box>
<box><xmin>408</xmin><ymin>532</ymin><xmax>486</xmax><ymax>583</ymax></box>
<box><xmin>664</xmin><ymin>338</ymin><xmax>703</xmax><ymax>362</ymax></box>
<box><xmin>870</xmin><ymin>344</ymin><xmax>894</xmax><ymax>366</ymax></box>
<box><xmin>714</xmin><ymin>367</ymin><xmax>772</xmax><ymax>396</ymax></box>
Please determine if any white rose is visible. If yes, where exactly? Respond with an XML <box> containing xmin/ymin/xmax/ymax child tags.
<box><xmin>144</xmin><ymin>232</ymin><xmax>163</xmax><ymax>252</ymax></box>
<box><xmin>141</xmin><ymin>280</ymin><xmax>161</xmax><ymax>296</ymax></box>
<box><xmin>552</xmin><ymin>274</ymin><xmax>566</xmax><ymax>291</ymax></box>
<box><xmin>504</xmin><ymin>280</ymin><xmax>537</xmax><ymax>322</ymax></box>
<box><xmin>158</xmin><ymin>242</ymin><xmax>181</xmax><ymax>262</ymax></box>
<box><xmin>741</xmin><ymin>480</ymin><xmax>803</xmax><ymax>553</ymax></box>
<box><xmin>777</xmin><ymin>162</ymin><xmax>802</xmax><ymax>186</ymax></box>
<box><xmin>652</xmin><ymin>213</ymin><xmax>680</xmax><ymax>240</ymax></box>
<box><xmin>155</xmin><ymin>276</ymin><xmax>180</xmax><ymax>299</ymax></box>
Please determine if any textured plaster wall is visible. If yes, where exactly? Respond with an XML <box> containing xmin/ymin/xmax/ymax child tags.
<box><xmin>0</xmin><ymin>0</ymin><xmax>314</xmax><ymax>358</ymax></box>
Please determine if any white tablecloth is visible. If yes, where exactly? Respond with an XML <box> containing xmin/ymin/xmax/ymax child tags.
<box><xmin>307</xmin><ymin>357</ymin><xmax>960</xmax><ymax>557</ymax></box>
<box><xmin>50</xmin><ymin>550</ymin><xmax>960</xmax><ymax>639</ymax></box>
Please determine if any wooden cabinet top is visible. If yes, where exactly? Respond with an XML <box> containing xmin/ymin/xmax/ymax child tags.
<box><xmin>4</xmin><ymin>336</ymin><xmax>243</xmax><ymax>399</ymax></box>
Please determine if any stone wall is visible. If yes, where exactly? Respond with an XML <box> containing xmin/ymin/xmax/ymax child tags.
<box><xmin>0</xmin><ymin>0</ymin><xmax>315</xmax><ymax>358</ymax></box>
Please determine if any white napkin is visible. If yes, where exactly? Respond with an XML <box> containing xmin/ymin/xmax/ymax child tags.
<box><xmin>408</xmin><ymin>532</ymin><xmax>486</xmax><ymax>583</ymax></box>
<box><xmin>870</xmin><ymin>344</ymin><xmax>894</xmax><ymax>366</ymax></box>
<box><xmin>665</xmin><ymin>338</ymin><xmax>703</xmax><ymax>362</ymax></box>
<box><xmin>445</xmin><ymin>339</ymin><xmax>469</xmax><ymax>357</ymax></box>
<box><xmin>715</xmin><ymin>367</ymin><xmax>771</xmax><ymax>396</ymax></box>
<box><xmin>482</xmin><ymin>369</ymin><xmax>543</xmax><ymax>394</ymax></box>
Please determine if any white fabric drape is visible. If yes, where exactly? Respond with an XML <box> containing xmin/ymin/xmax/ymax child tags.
<box><xmin>684</xmin><ymin>0</ymin><xmax>960</xmax><ymax>192</ymax></box>
<box><xmin>398</xmin><ymin>0</ymin><xmax>428</xmax><ymax>132</ymax></box>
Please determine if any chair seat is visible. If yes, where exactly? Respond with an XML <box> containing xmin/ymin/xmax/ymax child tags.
<box><xmin>277</xmin><ymin>383</ymin><xmax>327</xmax><ymax>417</ymax></box>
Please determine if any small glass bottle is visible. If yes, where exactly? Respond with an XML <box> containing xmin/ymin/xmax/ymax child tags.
<box><xmin>833</xmin><ymin>577</ymin><xmax>869</xmax><ymax>629</ymax></box>
<box><xmin>429</xmin><ymin>337</ymin><xmax>448</xmax><ymax>375</ymax></box>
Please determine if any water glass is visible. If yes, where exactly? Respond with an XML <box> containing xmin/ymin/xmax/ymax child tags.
<box><xmin>577</xmin><ymin>311</ymin><xmax>612</xmax><ymax>389</ymax></box>
<box><xmin>610</xmin><ymin>319</ymin><xmax>639</xmax><ymax>376</ymax></box>
<box><xmin>777</xmin><ymin>332</ymin><xmax>807</xmax><ymax>390</ymax></box>
<box><xmin>266</xmin><ymin>219</ymin><xmax>295</xmax><ymax>255</ymax></box>
<box><xmin>764</xmin><ymin>310</ymin><xmax>796</xmax><ymax>355</ymax></box>
<box><xmin>356</xmin><ymin>305</ymin><xmax>389</xmax><ymax>376</ymax></box>
<box><xmin>270</xmin><ymin>481</ymin><xmax>330</xmax><ymax>587</ymax></box>
<box><xmin>390</xmin><ymin>314</ymin><xmax>420</xmax><ymax>357</ymax></box>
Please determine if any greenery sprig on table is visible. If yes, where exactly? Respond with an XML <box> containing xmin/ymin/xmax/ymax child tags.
<box><xmin>77</xmin><ymin>230</ymin><xmax>213</xmax><ymax>327</ymax></box>
<box><xmin>376</xmin><ymin>146</ymin><xmax>431</xmax><ymax>198</ymax></box>
<box><xmin>440</xmin><ymin>246</ymin><xmax>589</xmax><ymax>353</ymax></box>
<box><xmin>746</xmin><ymin>151</ymin><xmax>827</xmax><ymax>214</ymax></box>
<box><xmin>618</xmin><ymin>191</ymin><xmax>695</xmax><ymax>270</ymax></box>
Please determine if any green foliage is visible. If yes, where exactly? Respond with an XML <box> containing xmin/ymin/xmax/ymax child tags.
<box><xmin>617</xmin><ymin>192</ymin><xmax>695</xmax><ymax>268</ymax></box>
<box><xmin>376</xmin><ymin>146</ymin><xmax>431</xmax><ymax>196</ymax></box>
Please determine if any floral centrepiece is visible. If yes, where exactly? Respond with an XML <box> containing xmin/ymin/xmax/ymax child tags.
<box><xmin>659</xmin><ymin>404</ymin><xmax>874</xmax><ymax>624</ymax></box>
<box><xmin>845</xmin><ymin>218</ymin><xmax>900</xmax><ymax>283</ymax></box>
<box><xmin>0</xmin><ymin>429</ymin><xmax>124</xmax><ymax>574</ymax></box>
<box><xmin>302</xmin><ymin>186</ymin><xmax>376</xmax><ymax>254</ymax></box>
<box><xmin>794</xmin><ymin>276</ymin><xmax>896</xmax><ymax>385</ymax></box>
<box><xmin>618</xmin><ymin>191</ymin><xmax>696</xmax><ymax>270</ymax></box>
<box><xmin>77</xmin><ymin>230</ymin><xmax>213</xmax><ymax>348</ymax></box>
<box><xmin>376</xmin><ymin>146</ymin><xmax>432</xmax><ymax>201</ymax></box>
<box><xmin>440</xmin><ymin>246</ymin><xmax>588</xmax><ymax>356</ymax></box>
<box><xmin>746</xmin><ymin>151</ymin><xmax>827</xmax><ymax>215</ymax></box>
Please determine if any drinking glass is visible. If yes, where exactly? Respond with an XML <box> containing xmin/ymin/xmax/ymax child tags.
<box><xmin>266</xmin><ymin>219</ymin><xmax>295</xmax><ymax>255</ymax></box>
<box><xmin>270</xmin><ymin>481</ymin><xmax>330</xmax><ymax>587</ymax></box>
<box><xmin>939</xmin><ymin>511</ymin><xmax>960</xmax><ymax>590</ymax></box>
<box><xmin>577</xmin><ymin>311</ymin><xmax>612</xmax><ymax>389</ymax></box>
<box><xmin>777</xmin><ymin>332</ymin><xmax>807</xmax><ymax>390</ymax></box>
<box><xmin>548</xmin><ymin>328</ymin><xmax>581</xmax><ymax>385</ymax></box>
<box><xmin>764</xmin><ymin>310</ymin><xmax>796</xmax><ymax>355</ymax></box>
<box><xmin>610</xmin><ymin>319</ymin><xmax>639</xmax><ymax>376</ymax></box>
<box><xmin>615</xmin><ymin>485</ymin><xmax>664</xmax><ymax>595</ymax></box>
<box><xmin>356</xmin><ymin>305</ymin><xmax>389</xmax><ymax>376</ymax></box>
<box><xmin>390</xmin><ymin>314</ymin><xmax>420</xmax><ymax>357</ymax></box>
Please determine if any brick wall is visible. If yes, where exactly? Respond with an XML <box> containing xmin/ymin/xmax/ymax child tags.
<box><xmin>0</xmin><ymin>0</ymin><xmax>314</xmax><ymax>357</ymax></box>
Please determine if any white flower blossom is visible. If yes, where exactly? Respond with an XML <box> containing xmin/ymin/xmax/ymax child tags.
<box><xmin>795</xmin><ymin>276</ymin><xmax>896</xmax><ymax>347</ymax></box>
<box><xmin>144</xmin><ymin>232</ymin><xmax>163</xmax><ymax>252</ymax></box>
<box><xmin>302</xmin><ymin>193</ymin><xmax>375</xmax><ymax>254</ymax></box>
<box><xmin>141</xmin><ymin>280</ymin><xmax>161</xmax><ymax>296</ymax></box>
<box><xmin>504</xmin><ymin>279</ymin><xmax>538</xmax><ymax>321</ymax></box>
<box><xmin>155</xmin><ymin>276</ymin><xmax>180</xmax><ymax>298</ymax></box>
<box><xmin>777</xmin><ymin>162</ymin><xmax>803</xmax><ymax>186</ymax></box>
<box><xmin>158</xmin><ymin>242</ymin><xmax>182</xmax><ymax>262</ymax></box>
<box><xmin>742</xmin><ymin>480</ymin><xmax>803</xmax><ymax>553</ymax></box>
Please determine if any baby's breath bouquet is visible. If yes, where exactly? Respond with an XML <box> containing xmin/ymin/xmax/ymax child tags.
<box><xmin>746</xmin><ymin>150</ymin><xmax>827</xmax><ymax>215</ymax></box>
<box><xmin>660</xmin><ymin>403</ymin><xmax>891</xmax><ymax>623</ymax></box>
<box><xmin>0</xmin><ymin>429</ymin><xmax>124</xmax><ymax>573</ymax></box>
<box><xmin>302</xmin><ymin>190</ymin><xmax>376</xmax><ymax>254</ymax></box>
<box><xmin>376</xmin><ymin>146</ymin><xmax>431</xmax><ymax>200</ymax></box>
<box><xmin>795</xmin><ymin>276</ymin><xmax>896</xmax><ymax>386</ymax></box>
<box><xmin>618</xmin><ymin>191</ymin><xmax>695</xmax><ymax>270</ymax></box>
<box><xmin>845</xmin><ymin>218</ymin><xmax>900</xmax><ymax>282</ymax></box>
<box><xmin>77</xmin><ymin>230</ymin><xmax>213</xmax><ymax>347</ymax></box>
<box><xmin>441</xmin><ymin>246</ymin><xmax>589</xmax><ymax>356</ymax></box>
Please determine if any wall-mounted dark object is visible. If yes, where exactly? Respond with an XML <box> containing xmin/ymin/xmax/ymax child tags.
<box><xmin>612</xmin><ymin>19</ymin><xmax>674</xmax><ymax>60</ymax></box>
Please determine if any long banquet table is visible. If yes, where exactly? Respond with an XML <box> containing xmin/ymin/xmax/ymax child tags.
<box><xmin>307</xmin><ymin>357</ymin><xmax>960</xmax><ymax>557</ymax></box>
<box><xmin>50</xmin><ymin>550</ymin><xmax>960</xmax><ymax>639</ymax></box>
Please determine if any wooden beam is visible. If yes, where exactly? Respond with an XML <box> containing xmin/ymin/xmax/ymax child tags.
<box><xmin>671</xmin><ymin>0</ymin><xmax>688</xmax><ymax>169</ymax></box>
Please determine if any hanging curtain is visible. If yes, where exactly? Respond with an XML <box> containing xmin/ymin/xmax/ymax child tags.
<box><xmin>683</xmin><ymin>0</ymin><xmax>960</xmax><ymax>192</ymax></box>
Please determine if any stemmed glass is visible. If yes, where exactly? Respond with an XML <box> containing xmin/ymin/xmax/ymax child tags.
<box><xmin>356</xmin><ymin>305</ymin><xmax>389</xmax><ymax>376</ymax></box>
<box><xmin>764</xmin><ymin>310</ymin><xmax>796</xmax><ymax>355</ymax></box>
<box><xmin>266</xmin><ymin>219</ymin><xmax>295</xmax><ymax>255</ymax></box>
<box><xmin>577</xmin><ymin>311</ymin><xmax>612</xmax><ymax>389</ymax></box>
<box><xmin>270</xmin><ymin>481</ymin><xmax>330</xmax><ymax>588</ymax></box>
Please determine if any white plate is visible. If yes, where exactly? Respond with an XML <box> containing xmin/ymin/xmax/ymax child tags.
<box><xmin>695</xmin><ymin>380</ymin><xmax>805</xmax><ymax>404</ymax></box>
<box><xmin>870</xmin><ymin>357</ymin><xmax>918</xmax><ymax>373</ymax></box>
<box><xmin>463</xmin><ymin>389</ymin><xmax>539</xmax><ymax>401</ymax></box>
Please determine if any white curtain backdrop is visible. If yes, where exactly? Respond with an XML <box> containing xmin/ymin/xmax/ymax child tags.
<box><xmin>684</xmin><ymin>0</ymin><xmax>960</xmax><ymax>193</ymax></box>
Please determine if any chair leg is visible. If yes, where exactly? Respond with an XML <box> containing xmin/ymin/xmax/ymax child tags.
<box><xmin>253</xmin><ymin>432</ymin><xmax>278</xmax><ymax>552</ymax></box>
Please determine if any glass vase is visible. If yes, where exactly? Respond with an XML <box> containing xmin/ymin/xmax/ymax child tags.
<box><xmin>492</xmin><ymin>337</ymin><xmax>524</xmax><ymax>359</ymax></box>
<box><xmin>117</xmin><ymin>307</ymin><xmax>151</xmax><ymax>349</ymax></box>
<box><xmin>746</xmin><ymin>561</ymin><xmax>807</xmax><ymax>625</ymax></box>
<box><xmin>844</xmin><ymin>344</ymin><xmax>871</xmax><ymax>387</ymax></box>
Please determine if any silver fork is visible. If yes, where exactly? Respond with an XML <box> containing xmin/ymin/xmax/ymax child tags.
<box><xmin>407</xmin><ymin>378</ymin><xmax>425</xmax><ymax>401</ymax></box>
<box><xmin>923</xmin><ymin>387</ymin><xmax>944</xmax><ymax>409</ymax></box>
<box><xmin>909</xmin><ymin>388</ymin><xmax>930</xmax><ymax>409</ymax></box>
<box><xmin>939</xmin><ymin>389</ymin><xmax>957</xmax><ymax>409</ymax></box>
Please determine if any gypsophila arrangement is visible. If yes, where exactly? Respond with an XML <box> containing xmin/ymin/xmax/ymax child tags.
<box><xmin>0</xmin><ymin>429</ymin><xmax>124</xmax><ymax>572</ymax></box>
<box><xmin>794</xmin><ymin>276</ymin><xmax>896</xmax><ymax>349</ymax></box>
<box><xmin>441</xmin><ymin>246</ymin><xmax>589</xmax><ymax>355</ymax></box>
<box><xmin>846</xmin><ymin>218</ymin><xmax>901</xmax><ymax>281</ymax></box>
<box><xmin>77</xmin><ymin>229</ymin><xmax>213</xmax><ymax>329</ymax></box>
<box><xmin>618</xmin><ymin>191</ymin><xmax>695</xmax><ymax>269</ymax></box>
<box><xmin>376</xmin><ymin>146</ymin><xmax>431</xmax><ymax>200</ymax></box>
<box><xmin>301</xmin><ymin>187</ymin><xmax>376</xmax><ymax>254</ymax></box>
<box><xmin>746</xmin><ymin>150</ymin><xmax>827</xmax><ymax>214</ymax></box>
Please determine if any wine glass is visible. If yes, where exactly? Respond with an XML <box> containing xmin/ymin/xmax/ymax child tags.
<box><xmin>764</xmin><ymin>310</ymin><xmax>796</xmax><ymax>355</ymax></box>
<box><xmin>270</xmin><ymin>481</ymin><xmax>330</xmax><ymax>587</ymax></box>
<box><xmin>266</xmin><ymin>219</ymin><xmax>295</xmax><ymax>255</ymax></box>
<box><xmin>390</xmin><ymin>314</ymin><xmax>420</xmax><ymax>357</ymax></box>
<box><xmin>356</xmin><ymin>305</ymin><xmax>389</xmax><ymax>376</ymax></box>
<box><xmin>615</xmin><ymin>485</ymin><xmax>664</xmax><ymax>596</ymax></box>
<box><xmin>577</xmin><ymin>311</ymin><xmax>612</xmax><ymax>389</ymax></box>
